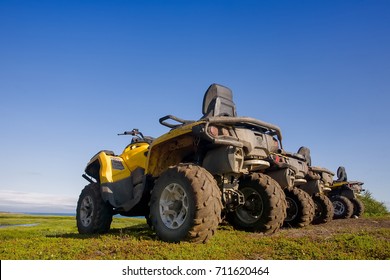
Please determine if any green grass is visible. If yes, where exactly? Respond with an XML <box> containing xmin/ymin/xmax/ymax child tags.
<box><xmin>1</xmin><ymin>213</ymin><xmax>389</xmax><ymax>260</ymax></box>
<box><xmin>360</xmin><ymin>191</ymin><xmax>389</xmax><ymax>217</ymax></box>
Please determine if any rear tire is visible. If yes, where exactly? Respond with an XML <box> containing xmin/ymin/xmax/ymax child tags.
<box><xmin>312</xmin><ymin>193</ymin><xmax>334</xmax><ymax>224</ymax></box>
<box><xmin>331</xmin><ymin>195</ymin><xmax>353</xmax><ymax>219</ymax></box>
<box><xmin>76</xmin><ymin>183</ymin><xmax>113</xmax><ymax>234</ymax></box>
<box><xmin>227</xmin><ymin>173</ymin><xmax>286</xmax><ymax>234</ymax></box>
<box><xmin>350</xmin><ymin>197</ymin><xmax>364</xmax><ymax>217</ymax></box>
<box><xmin>283</xmin><ymin>187</ymin><xmax>315</xmax><ymax>228</ymax></box>
<box><xmin>149</xmin><ymin>164</ymin><xmax>222</xmax><ymax>243</ymax></box>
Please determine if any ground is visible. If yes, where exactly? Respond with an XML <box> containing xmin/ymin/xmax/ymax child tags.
<box><xmin>273</xmin><ymin>216</ymin><xmax>390</xmax><ymax>239</ymax></box>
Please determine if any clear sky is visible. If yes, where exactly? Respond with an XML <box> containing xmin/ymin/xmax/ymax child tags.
<box><xmin>0</xmin><ymin>0</ymin><xmax>389</xmax><ymax>213</ymax></box>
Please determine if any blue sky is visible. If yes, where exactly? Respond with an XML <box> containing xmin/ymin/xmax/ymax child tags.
<box><xmin>0</xmin><ymin>0</ymin><xmax>389</xmax><ymax>213</ymax></box>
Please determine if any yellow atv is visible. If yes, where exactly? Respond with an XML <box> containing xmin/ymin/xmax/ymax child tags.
<box><xmin>76</xmin><ymin>84</ymin><xmax>287</xmax><ymax>243</ymax></box>
<box><xmin>328</xmin><ymin>166</ymin><xmax>365</xmax><ymax>219</ymax></box>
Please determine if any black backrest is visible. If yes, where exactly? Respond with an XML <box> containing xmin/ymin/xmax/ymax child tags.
<box><xmin>336</xmin><ymin>166</ymin><xmax>348</xmax><ymax>182</ymax></box>
<box><xmin>202</xmin><ymin>84</ymin><xmax>237</xmax><ymax>118</ymax></box>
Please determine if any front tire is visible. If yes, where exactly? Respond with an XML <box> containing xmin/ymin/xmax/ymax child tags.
<box><xmin>331</xmin><ymin>195</ymin><xmax>353</xmax><ymax>219</ymax></box>
<box><xmin>350</xmin><ymin>197</ymin><xmax>364</xmax><ymax>217</ymax></box>
<box><xmin>283</xmin><ymin>187</ymin><xmax>315</xmax><ymax>228</ymax></box>
<box><xmin>76</xmin><ymin>183</ymin><xmax>113</xmax><ymax>234</ymax></box>
<box><xmin>149</xmin><ymin>164</ymin><xmax>222</xmax><ymax>243</ymax></box>
<box><xmin>227</xmin><ymin>173</ymin><xmax>286</xmax><ymax>234</ymax></box>
<box><xmin>312</xmin><ymin>193</ymin><xmax>334</xmax><ymax>224</ymax></box>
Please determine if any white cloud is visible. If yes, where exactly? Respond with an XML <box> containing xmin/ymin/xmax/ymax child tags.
<box><xmin>0</xmin><ymin>190</ymin><xmax>77</xmax><ymax>213</ymax></box>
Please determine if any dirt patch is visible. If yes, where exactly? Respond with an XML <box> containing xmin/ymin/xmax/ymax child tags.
<box><xmin>272</xmin><ymin>217</ymin><xmax>390</xmax><ymax>239</ymax></box>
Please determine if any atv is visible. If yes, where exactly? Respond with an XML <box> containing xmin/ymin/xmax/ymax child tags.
<box><xmin>327</xmin><ymin>166</ymin><xmax>365</xmax><ymax>219</ymax></box>
<box><xmin>294</xmin><ymin>147</ymin><xmax>335</xmax><ymax>224</ymax></box>
<box><xmin>265</xmin><ymin>144</ymin><xmax>315</xmax><ymax>228</ymax></box>
<box><xmin>76</xmin><ymin>83</ymin><xmax>287</xmax><ymax>243</ymax></box>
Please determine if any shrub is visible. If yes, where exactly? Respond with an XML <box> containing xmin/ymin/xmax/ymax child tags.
<box><xmin>360</xmin><ymin>191</ymin><xmax>389</xmax><ymax>217</ymax></box>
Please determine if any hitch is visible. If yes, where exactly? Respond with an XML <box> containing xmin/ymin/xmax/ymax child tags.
<box><xmin>223</xmin><ymin>189</ymin><xmax>245</xmax><ymax>212</ymax></box>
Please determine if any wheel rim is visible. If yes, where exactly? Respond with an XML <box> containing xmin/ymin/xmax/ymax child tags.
<box><xmin>285</xmin><ymin>197</ymin><xmax>299</xmax><ymax>222</ymax></box>
<box><xmin>236</xmin><ymin>188</ymin><xmax>264</xmax><ymax>224</ymax></box>
<box><xmin>80</xmin><ymin>195</ymin><xmax>94</xmax><ymax>227</ymax></box>
<box><xmin>159</xmin><ymin>183</ymin><xmax>188</xmax><ymax>229</ymax></box>
<box><xmin>333</xmin><ymin>200</ymin><xmax>345</xmax><ymax>216</ymax></box>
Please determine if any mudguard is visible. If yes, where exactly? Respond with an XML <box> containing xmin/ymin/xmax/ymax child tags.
<box><xmin>90</xmin><ymin>152</ymin><xmax>133</xmax><ymax>208</ymax></box>
<box><xmin>85</xmin><ymin>142</ymin><xmax>149</xmax><ymax>211</ymax></box>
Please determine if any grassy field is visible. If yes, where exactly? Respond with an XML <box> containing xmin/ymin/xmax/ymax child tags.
<box><xmin>1</xmin><ymin>213</ymin><xmax>389</xmax><ymax>260</ymax></box>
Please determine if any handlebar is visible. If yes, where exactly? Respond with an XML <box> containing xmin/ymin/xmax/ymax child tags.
<box><xmin>118</xmin><ymin>128</ymin><xmax>144</xmax><ymax>138</ymax></box>
<box><xmin>118</xmin><ymin>128</ymin><xmax>144</xmax><ymax>139</ymax></box>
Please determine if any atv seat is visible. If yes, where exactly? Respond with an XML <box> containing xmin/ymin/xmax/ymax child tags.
<box><xmin>202</xmin><ymin>83</ymin><xmax>237</xmax><ymax>118</ymax></box>
<box><xmin>335</xmin><ymin>166</ymin><xmax>348</xmax><ymax>182</ymax></box>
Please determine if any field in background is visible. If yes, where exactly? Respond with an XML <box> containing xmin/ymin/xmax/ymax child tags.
<box><xmin>0</xmin><ymin>213</ymin><xmax>389</xmax><ymax>260</ymax></box>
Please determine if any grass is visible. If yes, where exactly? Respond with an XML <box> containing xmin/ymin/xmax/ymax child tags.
<box><xmin>1</xmin><ymin>213</ymin><xmax>389</xmax><ymax>260</ymax></box>
<box><xmin>360</xmin><ymin>191</ymin><xmax>389</xmax><ymax>216</ymax></box>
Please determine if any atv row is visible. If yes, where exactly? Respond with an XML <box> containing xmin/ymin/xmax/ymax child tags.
<box><xmin>76</xmin><ymin>83</ymin><xmax>364</xmax><ymax>243</ymax></box>
<box><xmin>295</xmin><ymin>149</ymin><xmax>365</xmax><ymax>220</ymax></box>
